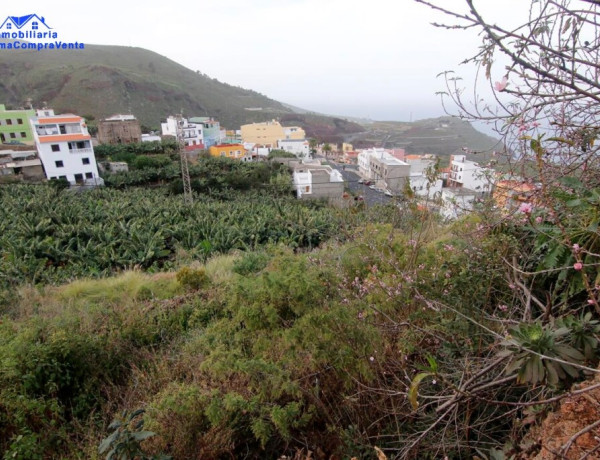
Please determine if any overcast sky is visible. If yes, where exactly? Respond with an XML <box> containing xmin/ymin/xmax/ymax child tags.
<box><xmin>7</xmin><ymin>0</ymin><xmax>528</xmax><ymax>122</ymax></box>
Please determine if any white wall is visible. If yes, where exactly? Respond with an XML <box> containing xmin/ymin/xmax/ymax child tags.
<box><xmin>277</xmin><ymin>139</ymin><xmax>310</xmax><ymax>158</ymax></box>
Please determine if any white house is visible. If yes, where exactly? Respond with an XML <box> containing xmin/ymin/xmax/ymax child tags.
<box><xmin>161</xmin><ymin>116</ymin><xmax>204</xmax><ymax>149</ymax></box>
<box><xmin>30</xmin><ymin>109</ymin><xmax>101</xmax><ymax>185</ymax></box>
<box><xmin>141</xmin><ymin>133</ymin><xmax>161</xmax><ymax>143</ymax></box>
<box><xmin>406</xmin><ymin>158</ymin><xmax>443</xmax><ymax>198</ymax></box>
<box><xmin>448</xmin><ymin>154</ymin><xmax>494</xmax><ymax>192</ymax></box>
<box><xmin>358</xmin><ymin>148</ymin><xmax>392</xmax><ymax>179</ymax></box>
<box><xmin>440</xmin><ymin>188</ymin><xmax>478</xmax><ymax>220</ymax></box>
<box><xmin>277</xmin><ymin>139</ymin><xmax>310</xmax><ymax>158</ymax></box>
<box><xmin>292</xmin><ymin>163</ymin><xmax>344</xmax><ymax>199</ymax></box>
<box><xmin>409</xmin><ymin>174</ymin><xmax>443</xmax><ymax>198</ymax></box>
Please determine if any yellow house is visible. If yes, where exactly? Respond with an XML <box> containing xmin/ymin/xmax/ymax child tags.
<box><xmin>209</xmin><ymin>143</ymin><xmax>245</xmax><ymax>159</ymax></box>
<box><xmin>284</xmin><ymin>126</ymin><xmax>306</xmax><ymax>140</ymax></box>
<box><xmin>240</xmin><ymin>120</ymin><xmax>285</xmax><ymax>146</ymax></box>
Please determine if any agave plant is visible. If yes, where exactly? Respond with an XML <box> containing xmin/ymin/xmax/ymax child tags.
<box><xmin>499</xmin><ymin>321</ymin><xmax>585</xmax><ymax>385</ymax></box>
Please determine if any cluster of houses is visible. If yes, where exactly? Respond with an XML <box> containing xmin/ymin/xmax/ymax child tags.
<box><xmin>0</xmin><ymin>103</ymin><xmax>534</xmax><ymax>218</ymax></box>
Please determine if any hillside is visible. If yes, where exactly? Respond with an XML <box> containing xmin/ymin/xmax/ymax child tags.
<box><xmin>353</xmin><ymin>116</ymin><xmax>502</xmax><ymax>159</ymax></box>
<box><xmin>0</xmin><ymin>44</ymin><xmax>506</xmax><ymax>151</ymax></box>
<box><xmin>0</xmin><ymin>43</ymin><xmax>364</xmax><ymax>136</ymax></box>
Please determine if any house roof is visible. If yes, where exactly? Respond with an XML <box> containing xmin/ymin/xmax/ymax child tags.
<box><xmin>0</xmin><ymin>14</ymin><xmax>50</xmax><ymax>30</ymax></box>
<box><xmin>38</xmin><ymin>133</ymin><xmax>91</xmax><ymax>143</ymax></box>
<box><xmin>36</xmin><ymin>116</ymin><xmax>82</xmax><ymax>124</ymax></box>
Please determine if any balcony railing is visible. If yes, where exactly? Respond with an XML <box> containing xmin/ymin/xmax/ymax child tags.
<box><xmin>69</xmin><ymin>148</ymin><xmax>93</xmax><ymax>154</ymax></box>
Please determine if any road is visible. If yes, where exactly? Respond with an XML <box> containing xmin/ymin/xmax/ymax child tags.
<box><xmin>327</xmin><ymin>162</ymin><xmax>391</xmax><ymax>207</ymax></box>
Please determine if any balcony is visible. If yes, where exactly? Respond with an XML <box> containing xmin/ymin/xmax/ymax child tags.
<box><xmin>69</xmin><ymin>147</ymin><xmax>93</xmax><ymax>154</ymax></box>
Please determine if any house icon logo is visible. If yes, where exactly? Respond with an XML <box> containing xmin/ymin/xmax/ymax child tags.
<box><xmin>0</xmin><ymin>13</ymin><xmax>83</xmax><ymax>51</ymax></box>
<box><xmin>0</xmin><ymin>14</ymin><xmax>52</xmax><ymax>32</ymax></box>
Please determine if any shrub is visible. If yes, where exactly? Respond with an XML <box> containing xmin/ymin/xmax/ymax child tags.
<box><xmin>176</xmin><ymin>267</ymin><xmax>209</xmax><ymax>291</ymax></box>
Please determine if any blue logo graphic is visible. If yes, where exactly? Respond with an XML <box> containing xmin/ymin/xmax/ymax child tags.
<box><xmin>0</xmin><ymin>13</ymin><xmax>84</xmax><ymax>51</ymax></box>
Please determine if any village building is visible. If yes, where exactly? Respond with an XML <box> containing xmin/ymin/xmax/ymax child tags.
<box><xmin>97</xmin><ymin>114</ymin><xmax>142</xmax><ymax>145</ymax></box>
<box><xmin>30</xmin><ymin>109</ymin><xmax>101</xmax><ymax>185</ymax></box>
<box><xmin>0</xmin><ymin>104</ymin><xmax>36</xmax><ymax>145</ymax></box>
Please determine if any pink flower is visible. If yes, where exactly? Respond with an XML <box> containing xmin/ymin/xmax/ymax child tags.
<box><xmin>369</xmin><ymin>356</ymin><xmax>375</xmax><ymax>362</ymax></box>
<box><xmin>535</xmin><ymin>216</ymin><xmax>543</xmax><ymax>224</ymax></box>
<box><xmin>588</xmin><ymin>299</ymin><xmax>595</xmax><ymax>305</ymax></box>
<box><xmin>499</xmin><ymin>304</ymin><xmax>508</xmax><ymax>312</ymax></box>
<box><xmin>519</xmin><ymin>202</ymin><xmax>533</xmax><ymax>214</ymax></box>
<box><xmin>494</xmin><ymin>76</ymin><xmax>508</xmax><ymax>92</ymax></box>
<box><xmin>574</xmin><ymin>262</ymin><xmax>583</xmax><ymax>271</ymax></box>
<box><xmin>573</xmin><ymin>243</ymin><xmax>581</xmax><ymax>253</ymax></box>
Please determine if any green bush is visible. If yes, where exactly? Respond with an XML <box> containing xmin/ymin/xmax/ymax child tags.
<box><xmin>176</xmin><ymin>267</ymin><xmax>209</xmax><ymax>291</ymax></box>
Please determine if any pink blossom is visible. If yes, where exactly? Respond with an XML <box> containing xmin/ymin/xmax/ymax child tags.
<box><xmin>499</xmin><ymin>304</ymin><xmax>508</xmax><ymax>312</ymax></box>
<box><xmin>588</xmin><ymin>299</ymin><xmax>595</xmax><ymax>305</ymax></box>
<box><xmin>369</xmin><ymin>356</ymin><xmax>375</xmax><ymax>362</ymax></box>
<box><xmin>574</xmin><ymin>262</ymin><xmax>583</xmax><ymax>271</ymax></box>
<box><xmin>535</xmin><ymin>216</ymin><xmax>543</xmax><ymax>224</ymax></box>
<box><xmin>573</xmin><ymin>243</ymin><xmax>581</xmax><ymax>253</ymax></box>
<box><xmin>494</xmin><ymin>76</ymin><xmax>508</xmax><ymax>92</ymax></box>
<box><xmin>519</xmin><ymin>202</ymin><xmax>533</xmax><ymax>214</ymax></box>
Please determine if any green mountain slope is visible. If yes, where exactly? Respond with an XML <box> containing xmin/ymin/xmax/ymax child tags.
<box><xmin>0</xmin><ymin>44</ymin><xmax>304</xmax><ymax>129</ymax></box>
<box><xmin>354</xmin><ymin>116</ymin><xmax>501</xmax><ymax>157</ymax></box>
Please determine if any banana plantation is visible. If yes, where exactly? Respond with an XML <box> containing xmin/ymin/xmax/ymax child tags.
<box><xmin>0</xmin><ymin>185</ymin><xmax>343</xmax><ymax>294</ymax></box>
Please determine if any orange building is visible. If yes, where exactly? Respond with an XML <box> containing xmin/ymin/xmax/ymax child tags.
<box><xmin>493</xmin><ymin>180</ymin><xmax>538</xmax><ymax>212</ymax></box>
<box><xmin>208</xmin><ymin>143</ymin><xmax>245</xmax><ymax>159</ymax></box>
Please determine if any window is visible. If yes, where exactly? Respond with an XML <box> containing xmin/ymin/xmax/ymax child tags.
<box><xmin>74</xmin><ymin>173</ymin><xmax>83</xmax><ymax>184</ymax></box>
<box><xmin>6</xmin><ymin>23</ymin><xmax>11</xmax><ymax>29</ymax></box>
<box><xmin>55</xmin><ymin>160</ymin><xmax>64</xmax><ymax>168</ymax></box>
<box><xmin>10</xmin><ymin>133</ymin><xmax>16</xmax><ymax>139</ymax></box>
<box><xmin>51</xmin><ymin>144</ymin><xmax>60</xmax><ymax>152</ymax></box>
<box><xmin>59</xmin><ymin>125</ymin><xmax>66</xmax><ymax>134</ymax></box>
<box><xmin>31</xmin><ymin>21</ymin><xmax>38</xmax><ymax>30</ymax></box>
<box><xmin>59</xmin><ymin>175</ymin><xmax>66</xmax><ymax>180</ymax></box>
<box><xmin>17</xmin><ymin>118</ymin><xmax>23</xmax><ymax>124</ymax></box>
<box><xmin>20</xmin><ymin>132</ymin><xmax>26</xmax><ymax>138</ymax></box>
<box><xmin>305</xmin><ymin>186</ymin><xmax>310</xmax><ymax>192</ymax></box>
<box><xmin>6</xmin><ymin>119</ymin><xmax>12</xmax><ymax>125</ymax></box>
<box><xmin>85</xmin><ymin>172</ymin><xmax>93</xmax><ymax>179</ymax></box>
<box><xmin>82</xmin><ymin>158</ymin><xmax>90</xmax><ymax>165</ymax></box>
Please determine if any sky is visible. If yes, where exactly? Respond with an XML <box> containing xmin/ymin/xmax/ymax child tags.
<box><xmin>4</xmin><ymin>0</ymin><xmax>529</xmax><ymax>122</ymax></box>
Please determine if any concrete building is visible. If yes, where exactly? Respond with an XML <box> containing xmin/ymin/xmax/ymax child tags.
<box><xmin>440</xmin><ymin>188</ymin><xmax>479</xmax><ymax>220</ymax></box>
<box><xmin>97</xmin><ymin>114</ymin><xmax>142</xmax><ymax>145</ymax></box>
<box><xmin>0</xmin><ymin>104</ymin><xmax>36</xmax><ymax>145</ymax></box>
<box><xmin>277</xmin><ymin>139</ymin><xmax>310</xmax><ymax>158</ymax></box>
<box><xmin>369</xmin><ymin>155</ymin><xmax>410</xmax><ymax>193</ymax></box>
<box><xmin>241</xmin><ymin>120</ymin><xmax>285</xmax><ymax>146</ymax></box>
<box><xmin>493</xmin><ymin>180</ymin><xmax>538</xmax><ymax>213</ymax></box>
<box><xmin>209</xmin><ymin>143</ymin><xmax>245</xmax><ymax>159</ymax></box>
<box><xmin>0</xmin><ymin>149</ymin><xmax>44</xmax><ymax>180</ymax></box>
<box><xmin>30</xmin><ymin>109</ymin><xmax>100</xmax><ymax>185</ymax></box>
<box><xmin>161</xmin><ymin>116</ymin><xmax>205</xmax><ymax>150</ymax></box>
<box><xmin>358</xmin><ymin>148</ymin><xmax>410</xmax><ymax>193</ymax></box>
<box><xmin>292</xmin><ymin>162</ymin><xmax>344</xmax><ymax>200</ymax></box>
<box><xmin>283</xmin><ymin>126</ymin><xmax>306</xmax><ymax>140</ymax></box>
<box><xmin>189</xmin><ymin>117</ymin><xmax>221</xmax><ymax>148</ymax></box>
<box><xmin>448</xmin><ymin>154</ymin><xmax>494</xmax><ymax>192</ymax></box>
<box><xmin>141</xmin><ymin>133</ymin><xmax>161</xmax><ymax>143</ymax></box>
<box><xmin>404</xmin><ymin>157</ymin><xmax>443</xmax><ymax>198</ymax></box>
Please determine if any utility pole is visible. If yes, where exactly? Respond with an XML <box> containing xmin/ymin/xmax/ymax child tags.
<box><xmin>176</xmin><ymin>113</ymin><xmax>193</xmax><ymax>205</ymax></box>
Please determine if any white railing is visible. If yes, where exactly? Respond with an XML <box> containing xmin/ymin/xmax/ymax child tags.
<box><xmin>69</xmin><ymin>148</ymin><xmax>92</xmax><ymax>154</ymax></box>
